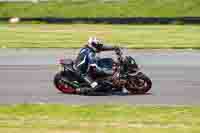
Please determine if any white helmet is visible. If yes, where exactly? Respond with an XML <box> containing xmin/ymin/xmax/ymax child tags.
<box><xmin>87</xmin><ymin>37</ymin><xmax>102</xmax><ymax>51</ymax></box>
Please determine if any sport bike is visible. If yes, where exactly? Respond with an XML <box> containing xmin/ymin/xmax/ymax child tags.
<box><xmin>54</xmin><ymin>48</ymin><xmax>152</xmax><ymax>95</ymax></box>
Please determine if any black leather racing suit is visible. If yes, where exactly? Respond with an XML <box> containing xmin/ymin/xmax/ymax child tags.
<box><xmin>75</xmin><ymin>44</ymin><xmax>116</xmax><ymax>91</ymax></box>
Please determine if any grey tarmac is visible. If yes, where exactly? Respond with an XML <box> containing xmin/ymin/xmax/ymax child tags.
<box><xmin>0</xmin><ymin>49</ymin><xmax>200</xmax><ymax>105</ymax></box>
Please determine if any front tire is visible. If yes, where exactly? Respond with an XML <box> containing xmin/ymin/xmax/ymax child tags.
<box><xmin>126</xmin><ymin>72</ymin><xmax>152</xmax><ymax>94</ymax></box>
<box><xmin>54</xmin><ymin>71</ymin><xmax>76</xmax><ymax>94</ymax></box>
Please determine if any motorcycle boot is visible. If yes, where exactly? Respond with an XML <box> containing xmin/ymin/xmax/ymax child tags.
<box><xmin>84</xmin><ymin>76</ymin><xmax>102</xmax><ymax>92</ymax></box>
<box><xmin>76</xmin><ymin>75</ymin><xmax>102</xmax><ymax>95</ymax></box>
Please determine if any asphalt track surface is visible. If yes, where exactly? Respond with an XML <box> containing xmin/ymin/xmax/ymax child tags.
<box><xmin>0</xmin><ymin>49</ymin><xmax>200</xmax><ymax>105</ymax></box>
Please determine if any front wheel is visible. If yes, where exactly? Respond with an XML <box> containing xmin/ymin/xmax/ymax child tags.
<box><xmin>126</xmin><ymin>72</ymin><xmax>152</xmax><ymax>94</ymax></box>
<box><xmin>54</xmin><ymin>72</ymin><xmax>76</xmax><ymax>94</ymax></box>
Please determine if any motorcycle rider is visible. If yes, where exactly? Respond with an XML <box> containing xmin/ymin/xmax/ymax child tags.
<box><xmin>75</xmin><ymin>37</ymin><xmax>119</xmax><ymax>94</ymax></box>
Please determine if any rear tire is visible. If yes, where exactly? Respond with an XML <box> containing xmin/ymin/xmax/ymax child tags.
<box><xmin>54</xmin><ymin>71</ymin><xmax>76</xmax><ymax>94</ymax></box>
<box><xmin>126</xmin><ymin>72</ymin><xmax>152</xmax><ymax>94</ymax></box>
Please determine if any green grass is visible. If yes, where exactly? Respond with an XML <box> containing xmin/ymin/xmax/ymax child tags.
<box><xmin>0</xmin><ymin>0</ymin><xmax>200</xmax><ymax>17</ymax></box>
<box><xmin>0</xmin><ymin>104</ymin><xmax>200</xmax><ymax>133</ymax></box>
<box><xmin>0</xmin><ymin>24</ymin><xmax>200</xmax><ymax>49</ymax></box>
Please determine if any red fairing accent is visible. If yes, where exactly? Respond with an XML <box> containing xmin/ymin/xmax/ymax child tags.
<box><xmin>57</xmin><ymin>84</ymin><xmax>76</xmax><ymax>94</ymax></box>
<box><xmin>59</xmin><ymin>59</ymin><xmax>64</xmax><ymax>64</ymax></box>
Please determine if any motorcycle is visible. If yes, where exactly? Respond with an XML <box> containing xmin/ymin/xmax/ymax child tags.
<box><xmin>54</xmin><ymin>48</ymin><xmax>152</xmax><ymax>95</ymax></box>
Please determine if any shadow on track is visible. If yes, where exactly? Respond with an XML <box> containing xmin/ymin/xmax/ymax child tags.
<box><xmin>57</xmin><ymin>92</ymin><xmax>153</xmax><ymax>96</ymax></box>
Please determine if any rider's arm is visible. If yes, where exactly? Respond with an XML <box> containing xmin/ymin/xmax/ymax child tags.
<box><xmin>99</xmin><ymin>44</ymin><xmax>117</xmax><ymax>51</ymax></box>
<box><xmin>87</xmin><ymin>52</ymin><xmax>102</xmax><ymax>73</ymax></box>
<box><xmin>88</xmin><ymin>52</ymin><xmax>96</xmax><ymax>65</ymax></box>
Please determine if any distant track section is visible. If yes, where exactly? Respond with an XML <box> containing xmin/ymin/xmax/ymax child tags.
<box><xmin>1</xmin><ymin>17</ymin><xmax>200</xmax><ymax>24</ymax></box>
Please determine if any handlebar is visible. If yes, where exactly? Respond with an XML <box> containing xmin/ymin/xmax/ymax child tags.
<box><xmin>115</xmin><ymin>47</ymin><xmax>122</xmax><ymax>56</ymax></box>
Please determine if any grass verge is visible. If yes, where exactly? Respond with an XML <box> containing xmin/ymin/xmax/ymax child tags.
<box><xmin>0</xmin><ymin>24</ymin><xmax>200</xmax><ymax>49</ymax></box>
<box><xmin>0</xmin><ymin>0</ymin><xmax>200</xmax><ymax>17</ymax></box>
<box><xmin>0</xmin><ymin>104</ymin><xmax>200</xmax><ymax>133</ymax></box>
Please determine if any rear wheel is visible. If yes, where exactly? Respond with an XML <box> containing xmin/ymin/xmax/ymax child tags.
<box><xmin>54</xmin><ymin>72</ymin><xmax>76</xmax><ymax>94</ymax></box>
<box><xmin>126</xmin><ymin>72</ymin><xmax>152</xmax><ymax>94</ymax></box>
